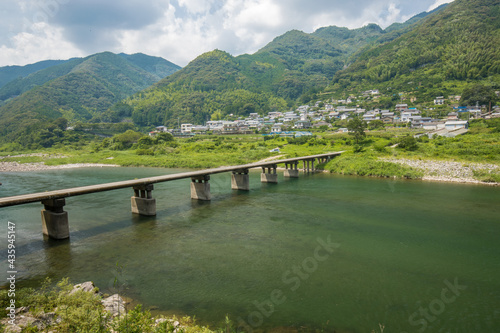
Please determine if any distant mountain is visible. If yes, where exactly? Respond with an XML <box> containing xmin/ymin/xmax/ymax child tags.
<box><xmin>123</xmin><ymin>7</ymin><xmax>447</xmax><ymax>128</ymax></box>
<box><xmin>0</xmin><ymin>53</ymin><xmax>181</xmax><ymax>104</ymax></box>
<box><xmin>329</xmin><ymin>0</ymin><xmax>500</xmax><ymax>100</ymax></box>
<box><xmin>0</xmin><ymin>52</ymin><xmax>181</xmax><ymax>142</ymax></box>
<box><xmin>0</xmin><ymin>59</ymin><xmax>71</xmax><ymax>89</ymax></box>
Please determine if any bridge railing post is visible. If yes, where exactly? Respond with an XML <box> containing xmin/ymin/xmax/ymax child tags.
<box><xmin>41</xmin><ymin>198</ymin><xmax>69</xmax><ymax>240</ymax></box>
<box><xmin>231</xmin><ymin>169</ymin><xmax>249</xmax><ymax>191</ymax></box>
<box><xmin>131</xmin><ymin>184</ymin><xmax>156</xmax><ymax>216</ymax></box>
<box><xmin>191</xmin><ymin>175</ymin><xmax>211</xmax><ymax>201</ymax></box>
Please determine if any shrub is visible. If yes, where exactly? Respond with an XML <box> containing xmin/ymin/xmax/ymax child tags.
<box><xmin>397</xmin><ymin>135</ymin><xmax>418</xmax><ymax>151</ymax></box>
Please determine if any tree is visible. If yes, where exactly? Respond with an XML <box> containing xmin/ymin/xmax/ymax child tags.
<box><xmin>368</xmin><ymin>119</ymin><xmax>385</xmax><ymax>130</ymax></box>
<box><xmin>398</xmin><ymin>135</ymin><xmax>418</xmax><ymax>151</ymax></box>
<box><xmin>460</xmin><ymin>84</ymin><xmax>497</xmax><ymax>106</ymax></box>
<box><xmin>155</xmin><ymin>132</ymin><xmax>174</xmax><ymax>144</ymax></box>
<box><xmin>347</xmin><ymin>117</ymin><xmax>367</xmax><ymax>144</ymax></box>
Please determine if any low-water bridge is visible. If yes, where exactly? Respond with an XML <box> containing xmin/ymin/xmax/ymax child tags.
<box><xmin>0</xmin><ymin>152</ymin><xmax>341</xmax><ymax>239</ymax></box>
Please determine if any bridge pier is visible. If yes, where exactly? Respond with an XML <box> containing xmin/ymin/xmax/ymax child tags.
<box><xmin>41</xmin><ymin>198</ymin><xmax>69</xmax><ymax>240</ymax></box>
<box><xmin>191</xmin><ymin>175</ymin><xmax>211</xmax><ymax>201</ymax></box>
<box><xmin>231</xmin><ymin>169</ymin><xmax>249</xmax><ymax>191</ymax></box>
<box><xmin>261</xmin><ymin>164</ymin><xmax>278</xmax><ymax>183</ymax></box>
<box><xmin>284</xmin><ymin>162</ymin><xmax>299</xmax><ymax>178</ymax></box>
<box><xmin>131</xmin><ymin>184</ymin><xmax>156</xmax><ymax>216</ymax></box>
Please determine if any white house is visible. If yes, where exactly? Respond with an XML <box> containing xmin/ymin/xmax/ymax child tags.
<box><xmin>181</xmin><ymin>123</ymin><xmax>193</xmax><ymax>133</ymax></box>
<box><xmin>271</xmin><ymin>124</ymin><xmax>282</xmax><ymax>133</ymax></box>
<box><xmin>155</xmin><ymin>126</ymin><xmax>168</xmax><ymax>132</ymax></box>
<box><xmin>445</xmin><ymin>120</ymin><xmax>468</xmax><ymax>130</ymax></box>
<box><xmin>434</xmin><ymin>96</ymin><xmax>445</xmax><ymax>105</ymax></box>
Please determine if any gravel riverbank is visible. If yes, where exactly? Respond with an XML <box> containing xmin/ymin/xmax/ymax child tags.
<box><xmin>380</xmin><ymin>158</ymin><xmax>499</xmax><ymax>185</ymax></box>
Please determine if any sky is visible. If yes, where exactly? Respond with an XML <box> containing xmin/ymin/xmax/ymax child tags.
<box><xmin>0</xmin><ymin>0</ymin><xmax>454</xmax><ymax>68</ymax></box>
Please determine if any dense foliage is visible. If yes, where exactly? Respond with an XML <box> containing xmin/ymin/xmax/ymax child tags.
<box><xmin>124</xmin><ymin>18</ymin><xmax>439</xmax><ymax>127</ymax></box>
<box><xmin>330</xmin><ymin>0</ymin><xmax>500</xmax><ymax>101</ymax></box>
<box><xmin>0</xmin><ymin>52</ymin><xmax>180</xmax><ymax>143</ymax></box>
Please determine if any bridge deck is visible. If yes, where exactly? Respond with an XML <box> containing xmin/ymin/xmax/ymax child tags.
<box><xmin>0</xmin><ymin>152</ymin><xmax>340</xmax><ymax>208</ymax></box>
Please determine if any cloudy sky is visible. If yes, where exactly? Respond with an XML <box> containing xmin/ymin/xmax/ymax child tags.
<box><xmin>0</xmin><ymin>0</ymin><xmax>453</xmax><ymax>67</ymax></box>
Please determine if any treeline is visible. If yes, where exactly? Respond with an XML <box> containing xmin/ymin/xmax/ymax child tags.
<box><xmin>331</xmin><ymin>0</ymin><xmax>500</xmax><ymax>96</ymax></box>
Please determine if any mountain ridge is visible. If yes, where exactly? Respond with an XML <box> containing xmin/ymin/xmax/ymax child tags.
<box><xmin>0</xmin><ymin>52</ymin><xmax>181</xmax><ymax>142</ymax></box>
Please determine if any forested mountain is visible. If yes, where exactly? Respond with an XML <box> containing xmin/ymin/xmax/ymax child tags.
<box><xmin>124</xmin><ymin>9</ymin><xmax>444</xmax><ymax>128</ymax></box>
<box><xmin>329</xmin><ymin>0</ymin><xmax>500</xmax><ymax>101</ymax></box>
<box><xmin>0</xmin><ymin>59</ymin><xmax>71</xmax><ymax>89</ymax></box>
<box><xmin>0</xmin><ymin>52</ymin><xmax>180</xmax><ymax>142</ymax></box>
<box><xmin>0</xmin><ymin>53</ymin><xmax>180</xmax><ymax>104</ymax></box>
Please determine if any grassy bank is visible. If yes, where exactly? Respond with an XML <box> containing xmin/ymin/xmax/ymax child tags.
<box><xmin>319</xmin><ymin>152</ymin><xmax>424</xmax><ymax>179</ymax></box>
<box><xmin>0</xmin><ymin>279</ymin><xmax>217</xmax><ymax>333</ymax></box>
<box><xmin>1</xmin><ymin>122</ymin><xmax>499</xmax><ymax>182</ymax></box>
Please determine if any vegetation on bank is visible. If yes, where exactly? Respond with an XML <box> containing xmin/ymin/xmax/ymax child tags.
<box><xmin>0</xmin><ymin>279</ymin><xmax>216</xmax><ymax>333</ymax></box>
<box><xmin>1</xmin><ymin>119</ymin><xmax>499</xmax><ymax>183</ymax></box>
<box><xmin>320</xmin><ymin>152</ymin><xmax>424</xmax><ymax>179</ymax></box>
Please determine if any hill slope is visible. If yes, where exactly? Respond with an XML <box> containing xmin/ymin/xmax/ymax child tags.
<box><xmin>125</xmin><ymin>11</ymin><xmax>442</xmax><ymax>128</ymax></box>
<box><xmin>329</xmin><ymin>0</ymin><xmax>500</xmax><ymax>100</ymax></box>
<box><xmin>0</xmin><ymin>53</ymin><xmax>181</xmax><ymax>104</ymax></box>
<box><xmin>0</xmin><ymin>59</ymin><xmax>71</xmax><ymax>89</ymax></box>
<box><xmin>0</xmin><ymin>52</ymin><xmax>181</xmax><ymax>142</ymax></box>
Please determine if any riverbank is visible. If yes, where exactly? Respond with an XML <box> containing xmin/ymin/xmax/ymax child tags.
<box><xmin>1</xmin><ymin>156</ymin><xmax>499</xmax><ymax>186</ymax></box>
<box><xmin>380</xmin><ymin>158</ymin><xmax>500</xmax><ymax>185</ymax></box>
<box><xmin>0</xmin><ymin>162</ymin><xmax>119</xmax><ymax>172</ymax></box>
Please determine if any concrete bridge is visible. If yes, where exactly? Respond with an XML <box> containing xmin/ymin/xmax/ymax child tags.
<box><xmin>0</xmin><ymin>152</ymin><xmax>341</xmax><ymax>240</ymax></box>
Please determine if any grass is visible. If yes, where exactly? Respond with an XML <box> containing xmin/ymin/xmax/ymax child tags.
<box><xmin>0</xmin><ymin>278</ymin><xmax>217</xmax><ymax>333</ymax></box>
<box><xmin>2</xmin><ymin>124</ymin><xmax>499</xmax><ymax>182</ymax></box>
<box><xmin>320</xmin><ymin>152</ymin><xmax>424</xmax><ymax>179</ymax></box>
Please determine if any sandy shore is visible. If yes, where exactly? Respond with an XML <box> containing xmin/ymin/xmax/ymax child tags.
<box><xmin>380</xmin><ymin>158</ymin><xmax>499</xmax><ymax>185</ymax></box>
<box><xmin>0</xmin><ymin>162</ymin><xmax>119</xmax><ymax>172</ymax></box>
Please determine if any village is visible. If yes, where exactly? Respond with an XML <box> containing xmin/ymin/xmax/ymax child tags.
<box><xmin>150</xmin><ymin>92</ymin><xmax>500</xmax><ymax>139</ymax></box>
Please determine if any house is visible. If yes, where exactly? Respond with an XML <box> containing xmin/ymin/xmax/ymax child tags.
<box><xmin>295</xmin><ymin>120</ymin><xmax>311</xmax><ymax>129</ymax></box>
<box><xmin>181</xmin><ymin>123</ymin><xmax>193</xmax><ymax>133</ymax></box>
<box><xmin>396</xmin><ymin>104</ymin><xmax>409</xmax><ymax>111</ymax></box>
<box><xmin>434</xmin><ymin>96</ymin><xmax>445</xmax><ymax>105</ymax></box>
<box><xmin>155</xmin><ymin>126</ymin><xmax>168</xmax><ymax>132</ymax></box>
<box><xmin>381</xmin><ymin>112</ymin><xmax>395</xmax><ymax>124</ymax></box>
<box><xmin>313</xmin><ymin>121</ymin><xmax>332</xmax><ymax>128</ymax></box>
<box><xmin>271</xmin><ymin>124</ymin><xmax>282</xmax><ymax>133</ymax></box>
<box><xmin>445</xmin><ymin>120</ymin><xmax>468</xmax><ymax>130</ymax></box>
<box><xmin>191</xmin><ymin>125</ymin><xmax>208</xmax><ymax>133</ymax></box>
<box><xmin>337</xmin><ymin>128</ymin><xmax>349</xmax><ymax>133</ymax></box>
<box><xmin>222</xmin><ymin>122</ymin><xmax>239</xmax><ymax>134</ymax></box>
<box><xmin>401</xmin><ymin>110</ymin><xmax>421</xmax><ymax>122</ymax></box>
<box><xmin>447</xmin><ymin>112</ymin><xmax>459</xmax><ymax>120</ymax></box>
<box><xmin>422</xmin><ymin>121</ymin><xmax>446</xmax><ymax>131</ymax></box>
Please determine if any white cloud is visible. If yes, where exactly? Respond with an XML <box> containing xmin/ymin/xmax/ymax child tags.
<box><xmin>0</xmin><ymin>24</ymin><xmax>84</xmax><ymax>65</ymax></box>
<box><xmin>0</xmin><ymin>0</ymin><xmax>456</xmax><ymax>67</ymax></box>
<box><xmin>427</xmin><ymin>0</ymin><xmax>453</xmax><ymax>11</ymax></box>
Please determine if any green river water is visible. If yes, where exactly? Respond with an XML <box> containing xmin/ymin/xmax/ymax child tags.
<box><xmin>0</xmin><ymin>167</ymin><xmax>499</xmax><ymax>332</ymax></box>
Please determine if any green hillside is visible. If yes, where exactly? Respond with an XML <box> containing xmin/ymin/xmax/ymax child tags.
<box><xmin>118</xmin><ymin>53</ymin><xmax>181</xmax><ymax>79</ymax></box>
<box><xmin>0</xmin><ymin>58</ymin><xmax>86</xmax><ymax>103</ymax></box>
<box><xmin>0</xmin><ymin>59</ymin><xmax>71</xmax><ymax>88</ymax></box>
<box><xmin>329</xmin><ymin>0</ymin><xmax>500</xmax><ymax>100</ymax></box>
<box><xmin>0</xmin><ymin>53</ymin><xmax>181</xmax><ymax>104</ymax></box>
<box><xmin>125</xmin><ymin>17</ymin><xmax>438</xmax><ymax>128</ymax></box>
<box><xmin>122</xmin><ymin>4</ymin><xmax>456</xmax><ymax>128</ymax></box>
<box><xmin>0</xmin><ymin>52</ymin><xmax>180</xmax><ymax>142</ymax></box>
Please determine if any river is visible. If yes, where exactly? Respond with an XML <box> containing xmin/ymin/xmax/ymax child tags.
<box><xmin>1</xmin><ymin>167</ymin><xmax>499</xmax><ymax>332</ymax></box>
